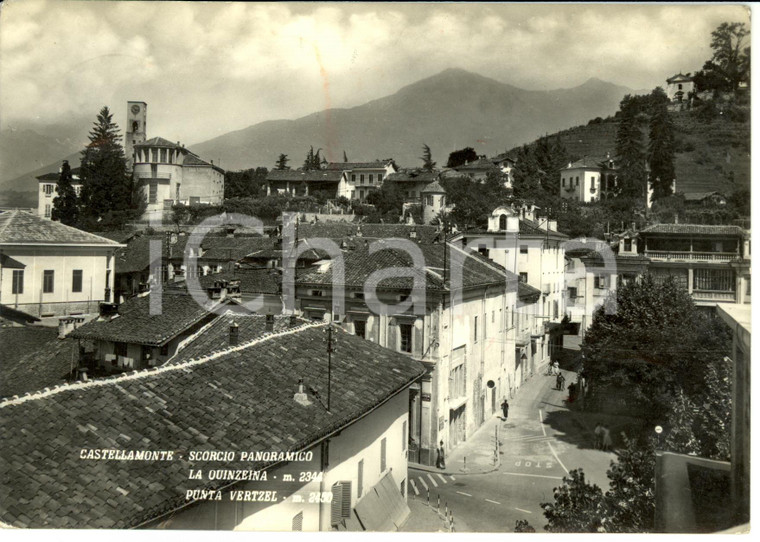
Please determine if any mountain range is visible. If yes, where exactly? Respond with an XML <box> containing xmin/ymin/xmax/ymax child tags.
<box><xmin>1</xmin><ymin>68</ymin><xmax>642</xmax><ymax>207</ymax></box>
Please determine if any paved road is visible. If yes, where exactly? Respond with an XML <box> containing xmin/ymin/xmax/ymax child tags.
<box><xmin>406</xmin><ymin>368</ymin><xmax>616</xmax><ymax>532</ymax></box>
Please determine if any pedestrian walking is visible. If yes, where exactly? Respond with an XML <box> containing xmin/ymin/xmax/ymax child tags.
<box><xmin>601</xmin><ymin>425</ymin><xmax>613</xmax><ymax>451</ymax></box>
<box><xmin>558</xmin><ymin>373</ymin><xmax>565</xmax><ymax>391</ymax></box>
<box><xmin>437</xmin><ymin>440</ymin><xmax>446</xmax><ymax>470</ymax></box>
<box><xmin>594</xmin><ymin>423</ymin><xmax>602</xmax><ymax>449</ymax></box>
<box><xmin>552</xmin><ymin>361</ymin><xmax>559</xmax><ymax>375</ymax></box>
<box><xmin>500</xmin><ymin>399</ymin><xmax>509</xmax><ymax>420</ymax></box>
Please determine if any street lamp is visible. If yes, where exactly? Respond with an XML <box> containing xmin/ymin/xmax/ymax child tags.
<box><xmin>654</xmin><ymin>425</ymin><xmax>663</xmax><ymax>449</ymax></box>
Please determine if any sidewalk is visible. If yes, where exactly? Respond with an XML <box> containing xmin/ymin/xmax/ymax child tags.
<box><xmin>401</xmin><ymin>494</ymin><xmax>472</xmax><ymax>532</ymax></box>
<box><xmin>410</xmin><ymin>413</ymin><xmax>503</xmax><ymax>475</ymax></box>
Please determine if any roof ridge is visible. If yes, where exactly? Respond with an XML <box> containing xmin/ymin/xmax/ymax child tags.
<box><xmin>0</xmin><ymin>321</ymin><xmax>326</xmax><ymax>409</ymax></box>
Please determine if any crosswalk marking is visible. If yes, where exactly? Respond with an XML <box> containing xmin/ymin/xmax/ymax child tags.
<box><xmin>485</xmin><ymin>499</ymin><xmax>501</xmax><ymax>505</ymax></box>
<box><xmin>418</xmin><ymin>476</ymin><xmax>429</xmax><ymax>491</ymax></box>
<box><xmin>456</xmin><ymin>491</ymin><xmax>472</xmax><ymax>497</ymax></box>
<box><xmin>449</xmin><ymin>475</ymin><xmax>456</xmax><ymax>481</ymax></box>
<box><xmin>427</xmin><ymin>473</ymin><xmax>439</xmax><ymax>488</ymax></box>
<box><xmin>516</xmin><ymin>508</ymin><xmax>532</xmax><ymax>514</ymax></box>
<box><xmin>437</xmin><ymin>473</ymin><xmax>447</xmax><ymax>484</ymax></box>
<box><xmin>410</xmin><ymin>479</ymin><xmax>419</xmax><ymax>496</ymax></box>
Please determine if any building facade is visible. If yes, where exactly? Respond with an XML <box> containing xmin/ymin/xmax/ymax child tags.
<box><xmin>331</xmin><ymin>160</ymin><xmax>397</xmax><ymax>201</ymax></box>
<box><xmin>560</xmin><ymin>155</ymin><xmax>617</xmax><ymax>203</ymax></box>
<box><xmin>666</xmin><ymin>73</ymin><xmax>695</xmax><ymax>102</ymax></box>
<box><xmin>0</xmin><ymin>210</ymin><xmax>122</xmax><ymax>319</ymax></box>
<box><xmin>36</xmin><ymin>163</ymin><xmax>83</xmax><ymax>219</ymax></box>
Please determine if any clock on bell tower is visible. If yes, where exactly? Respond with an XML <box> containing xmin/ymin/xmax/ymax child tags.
<box><xmin>125</xmin><ymin>101</ymin><xmax>147</xmax><ymax>169</ymax></box>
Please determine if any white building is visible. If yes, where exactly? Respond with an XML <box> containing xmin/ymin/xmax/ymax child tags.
<box><xmin>560</xmin><ymin>156</ymin><xmax>617</xmax><ymax>203</ymax></box>
<box><xmin>0</xmin><ymin>210</ymin><xmax>123</xmax><ymax>319</ymax></box>
<box><xmin>331</xmin><ymin>160</ymin><xmax>397</xmax><ymax>201</ymax></box>
<box><xmin>296</xmin><ymin>239</ymin><xmax>517</xmax><ymax>465</ymax></box>
<box><xmin>666</xmin><ymin>73</ymin><xmax>695</xmax><ymax>103</ymax></box>
<box><xmin>36</xmin><ymin>163</ymin><xmax>82</xmax><ymax>219</ymax></box>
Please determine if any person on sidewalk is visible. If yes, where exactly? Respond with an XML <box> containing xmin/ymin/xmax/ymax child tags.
<box><xmin>594</xmin><ymin>423</ymin><xmax>603</xmax><ymax>449</ymax></box>
<box><xmin>500</xmin><ymin>399</ymin><xmax>510</xmax><ymax>420</ymax></box>
<box><xmin>601</xmin><ymin>425</ymin><xmax>613</xmax><ymax>451</ymax></box>
<box><xmin>436</xmin><ymin>440</ymin><xmax>446</xmax><ymax>470</ymax></box>
<box><xmin>559</xmin><ymin>373</ymin><xmax>565</xmax><ymax>390</ymax></box>
<box><xmin>552</xmin><ymin>360</ymin><xmax>559</xmax><ymax>376</ymax></box>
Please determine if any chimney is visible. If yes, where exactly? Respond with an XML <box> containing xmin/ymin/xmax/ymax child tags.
<box><xmin>58</xmin><ymin>316</ymin><xmax>84</xmax><ymax>339</ymax></box>
<box><xmin>548</xmin><ymin>219</ymin><xmax>558</xmax><ymax>232</ymax></box>
<box><xmin>537</xmin><ymin>217</ymin><xmax>548</xmax><ymax>231</ymax></box>
<box><xmin>229</xmin><ymin>321</ymin><xmax>239</xmax><ymax>346</ymax></box>
<box><xmin>294</xmin><ymin>378</ymin><xmax>312</xmax><ymax>406</ymax></box>
<box><xmin>265</xmin><ymin>313</ymin><xmax>275</xmax><ymax>332</ymax></box>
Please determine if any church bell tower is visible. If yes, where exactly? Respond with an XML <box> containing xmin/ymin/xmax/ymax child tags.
<box><xmin>125</xmin><ymin>101</ymin><xmax>147</xmax><ymax>169</ymax></box>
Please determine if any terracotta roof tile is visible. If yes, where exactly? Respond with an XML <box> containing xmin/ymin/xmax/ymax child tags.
<box><xmin>640</xmin><ymin>224</ymin><xmax>746</xmax><ymax>236</ymax></box>
<box><xmin>0</xmin><ymin>211</ymin><xmax>124</xmax><ymax>246</ymax></box>
<box><xmin>0</xmin><ymin>324</ymin><xmax>424</xmax><ymax>528</ymax></box>
<box><xmin>266</xmin><ymin>169</ymin><xmax>343</xmax><ymax>182</ymax></box>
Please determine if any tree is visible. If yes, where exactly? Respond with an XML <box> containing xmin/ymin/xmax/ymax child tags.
<box><xmin>51</xmin><ymin>160</ymin><xmax>79</xmax><ymax>226</ymax></box>
<box><xmin>420</xmin><ymin>144</ymin><xmax>436</xmax><ymax>171</ymax></box>
<box><xmin>647</xmin><ymin>87</ymin><xmax>676</xmax><ymax>202</ymax></box>
<box><xmin>79</xmin><ymin>106</ymin><xmax>139</xmax><ymax>228</ymax></box>
<box><xmin>707</xmin><ymin>22</ymin><xmax>750</xmax><ymax>92</ymax></box>
<box><xmin>275</xmin><ymin>154</ymin><xmax>290</xmax><ymax>170</ymax></box>
<box><xmin>542</xmin><ymin>438</ymin><xmax>656</xmax><ymax>533</ymax></box>
<box><xmin>224</xmin><ymin>167</ymin><xmax>268</xmax><ymax>199</ymax></box>
<box><xmin>365</xmin><ymin>180</ymin><xmax>404</xmax><ymax>220</ymax></box>
<box><xmin>440</xmin><ymin>170</ymin><xmax>511</xmax><ymax>229</ymax></box>
<box><xmin>583</xmin><ymin>275</ymin><xmax>731</xmax><ymax>422</ymax></box>
<box><xmin>446</xmin><ymin>147</ymin><xmax>478</xmax><ymax>168</ymax></box>
<box><xmin>614</xmin><ymin>95</ymin><xmax>648</xmax><ymax>200</ymax></box>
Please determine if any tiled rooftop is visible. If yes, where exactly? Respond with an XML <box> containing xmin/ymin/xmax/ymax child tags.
<box><xmin>198</xmin><ymin>269</ymin><xmax>281</xmax><ymax>295</ymax></box>
<box><xmin>297</xmin><ymin>240</ymin><xmax>516</xmax><ymax>291</ymax></box>
<box><xmin>324</xmin><ymin>161</ymin><xmax>391</xmax><ymax>170</ymax></box>
<box><xmin>0</xmin><ymin>323</ymin><xmax>425</xmax><ymax>528</ymax></box>
<box><xmin>266</xmin><ymin>169</ymin><xmax>344</xmax><ymax>182</ymax></box>
<box><xmin>0</xmin><ymin>211</ymin><xmax>124</xmax><ymax>246</ymax></box>
<box><xmin>640</xmin><ymin>224</ymin><xmax>747</xmax><ymax>236</ymax></box>
<box><xmin>69</xmin><ymin>292</ymin><xmax>221</xmax><ymax>346</ymax></box>
<box><xmin>385</xmin><ymin>169</ymin><xmax>440</xmax><ymax>183</ymax></box>
<box><xmin>0</xmin><ymin>328</ymin><xmax>90</xmax><ymax>398</ymax></box>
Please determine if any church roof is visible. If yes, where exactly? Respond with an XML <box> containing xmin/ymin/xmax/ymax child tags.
<box><xmin>666</xmin><ymin>73</ymin><xmax>693</xmax><ymax>84</ymax></box>
<box><xmin>134</xmin><ymin>137</ymin><xmax>183</xmax><ymax>149</ymax></box>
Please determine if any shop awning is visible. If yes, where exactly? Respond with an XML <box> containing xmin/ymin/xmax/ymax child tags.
<box><xmin>354</xmin><ymin>471</ymin><xmax>410</xmax><ymax>531</ymax></box>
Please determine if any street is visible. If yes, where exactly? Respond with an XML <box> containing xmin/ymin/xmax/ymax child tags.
<box><xmin>405</xmin><ymin>362</ymin><xmax>618</xmax><ymax>532</ymax></box>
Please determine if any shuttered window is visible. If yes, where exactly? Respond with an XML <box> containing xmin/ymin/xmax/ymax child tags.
<box><xmin>380</xmin><ymin>437</ymin><xmax>387</xmax><ymax>472</ymax></box>
<box><xmin>399</xmin><ymin>324</ymin><xmax>412</xmax><ymax>353</ymax></box>
<box><xmin>330</xmin><ymin>481</ymin><xmax>352</xmax><ymax>526</ymax></box>
<box><xmin>292</xmin><ymin>511</ymin><xmax>303</xmax><ymax>531</ymax></box>
<box><xmin>357</xmin><ymin>459</ymin><xmax>364</xmax><ymax>498</ymax></box>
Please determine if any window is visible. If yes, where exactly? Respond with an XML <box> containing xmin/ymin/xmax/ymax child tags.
<box><xmin>562</xmin><ymin>178</ymin><xmax>565</xmax><ymax>187</ymax></box>
<box><xmin>176</xmin><ymin>183</ymin><xmax>181</xmax><ymax>201</ymax></box>
<box><xmin>351</xmin><ymin>174</ymin><xmax>356</xmax><ymax>183</ymax></box>
<box><xmin>44</xmin><ymin>184</ymin><xmax>54</xmax><ymax>196</ymax></box>
<box><xmin>360</xmin><ymin>174</ymin><xmax>365</xmax><ymax>184</ymax></box>
<box><xmin>568</xmin><ymin>287</ymin><xmax>577</xmax><ymax>299</ymax></box>
<box><xmin>311</xmin><ymin>289</ymin><xmax>324</xmax><ymax>297</ymax></box>
<box><xmin>357</xmin><ymin>459</ymin><xmax>364</xmax><ymax>498</ymax></box>
<box><xmin>473</xmin><ymin>316</ymin><xmax>478</xmax><ymax>343</ymax></box>
<box><xmin>520</xmin><ymin>245</ymin><xmax>528</xmax><ymax>254</ymax></box>
<box><xmin>115</xmin><ymin>342</ymin><xmax>128</xmax><ymax>357</ymax></box>
<box><xmin>148</xmin><ymin>183</ymin><xmax>158</xmax><ymax>204</ymax></box>
<box><xmin>380</xmin><ymin>437</ymin><xmax>387</xmax><ymax>472</ymax></box>
<box><xmin>369</xmin><ymin>174</ymin><xmax>374</xmax><ymax>183</ymax></box>
<box><xmin>402</xmin><ymin>420</ymin><xmax>408</xmax><ymax>451</ymax></box>
<box><xmin>492</xmin><ymin>310</ymin><xmax>495</xmax><ymax>324</ymax></box>
<box><xmin>354</xmin><ymin>320</ymin><xmax>366</xmax><ymax>339</ymax></box>
<box><xmin>353</xmin><ymin>292</ymin><xmax>365</xmax><ymax>299</ymax></box>
<box><xmin>44</xmin><ymin>204</ymin><xmax>51</xmax><ymax>218</ymax></box>
<box><xmin>399</xmin><ymin>323</ymin><xmax>412</xmax><ymax>353</ymax></box>
<box><xmin>12</xmin><ymin>270</ymin><xmax>23</xmax><ymax>294</ymax></box>
<box><xmin>378</xmin><ymin>173</ymin><xmax>383</xmax><ymax>182</ymax></box>
<box><xmin>624</xmin><ymin>238</ymin><xmax>632</xmax><ymax>251</ymax></box>
<box><xmin>330</xmin><ymin>482</ymin><xmax>352</xmax><ymax>526</ymax></box>
<box><xmin>576</xmin><ymin>176</ymin><xmax>580</xmax><ymax>186</ymax></box>
<box><xmin>519</xmin><ymin>272</ymin><xmax>528</xmax><ymax>283</ymax></box>
<box><xmin>425</xmin><ymin>195</ymin><xmax>433</xmax><ymax>206</ymax></box>
<box><xmin>72</xmin><ymin>270</ymin><xmax>83</xmax><ymax>293</ymax></box>
<box><xmin>160</xmin><ymin>148</ymin><xmax>167</xmax><ymax>162</ymax></box>
<box><xmin>594</xmin><ymin>275</ymin><xmax>606</xmax><ymax>289</ymax></box>
<box><xmin>292</xmin><ymin>511</ymin><xmax>303</xmax><ymax>531</ymax></box>
<box><xmin>43</xmin><ymin>270</ymin><xmax>54</xmax><ymax>293</ymax></box>
<box><xmin>694</xmin><ymin>268</ymin><xmax>735</xmax><ymax>292</ymax></box>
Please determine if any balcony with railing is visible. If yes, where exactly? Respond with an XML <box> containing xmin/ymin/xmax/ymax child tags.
<box><xmin>692</xmin><ymin>290</ymin><xmax>737</xmax><ymax>303</ymax></box>
<box><xmin>644</xmin><ymin>250</ymin><xmax>739</xmax><ymax>263</ymax></box>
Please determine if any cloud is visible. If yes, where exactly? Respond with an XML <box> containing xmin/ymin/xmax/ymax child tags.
<box><xmin>0</xmin><ymin>1</ymin><xmax>750</xmax><ymax>144</ymax></box>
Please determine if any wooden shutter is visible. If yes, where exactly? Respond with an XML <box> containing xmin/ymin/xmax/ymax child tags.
<box><xmin>292</xmin><ymin>511</ymin><xmax>303</xmax><ymax>531</ymax></box>
<box><xmin>331</xmin><ymin>481</ymin><xmax>352</xmax><ymax>525</ymax></box>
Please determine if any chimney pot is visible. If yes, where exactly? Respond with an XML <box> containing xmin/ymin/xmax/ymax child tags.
<box><xmin>229</xmin><ymin>321</ymin><xmax>239</xmax><ymax>346</ymax></box>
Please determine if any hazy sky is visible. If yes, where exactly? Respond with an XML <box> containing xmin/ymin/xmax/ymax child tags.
<box><xmin>0</xmin><ymin>1</ymin><xmax>750</xmax><ymax>145</ymax></box>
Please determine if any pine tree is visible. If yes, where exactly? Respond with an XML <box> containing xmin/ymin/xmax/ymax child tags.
<box><xmin>51</xmin><ymin>160</ymin><xmax>79</xmax><ymax>226</ymax></box>
<box><xmin>303</xmin><ymin>146</ymin><xmax>315</xmax><ymax>170</ymax></box>
<box><xmin>647</xmin><ymin>88</ymin><xmax>676</xmax><ymax>202</ymax></box>
<box><xmin>275</xmin><ymin>154</ymin><xmax>290</xmax><ymax>170</ymax></box>
<box><xmin>614</xmin><ymin>96</ymin><xmax>647</xmax><ymax>199</ymax></box>
<box><xmin>420</xmin><ymin>144</ymin><xmax>436</xmax><ymax>171</ymax></box>
<box><xmin>79</xmin><ymin>106</ymin><xmax>136</xmax><ymax>228</ymax></box>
